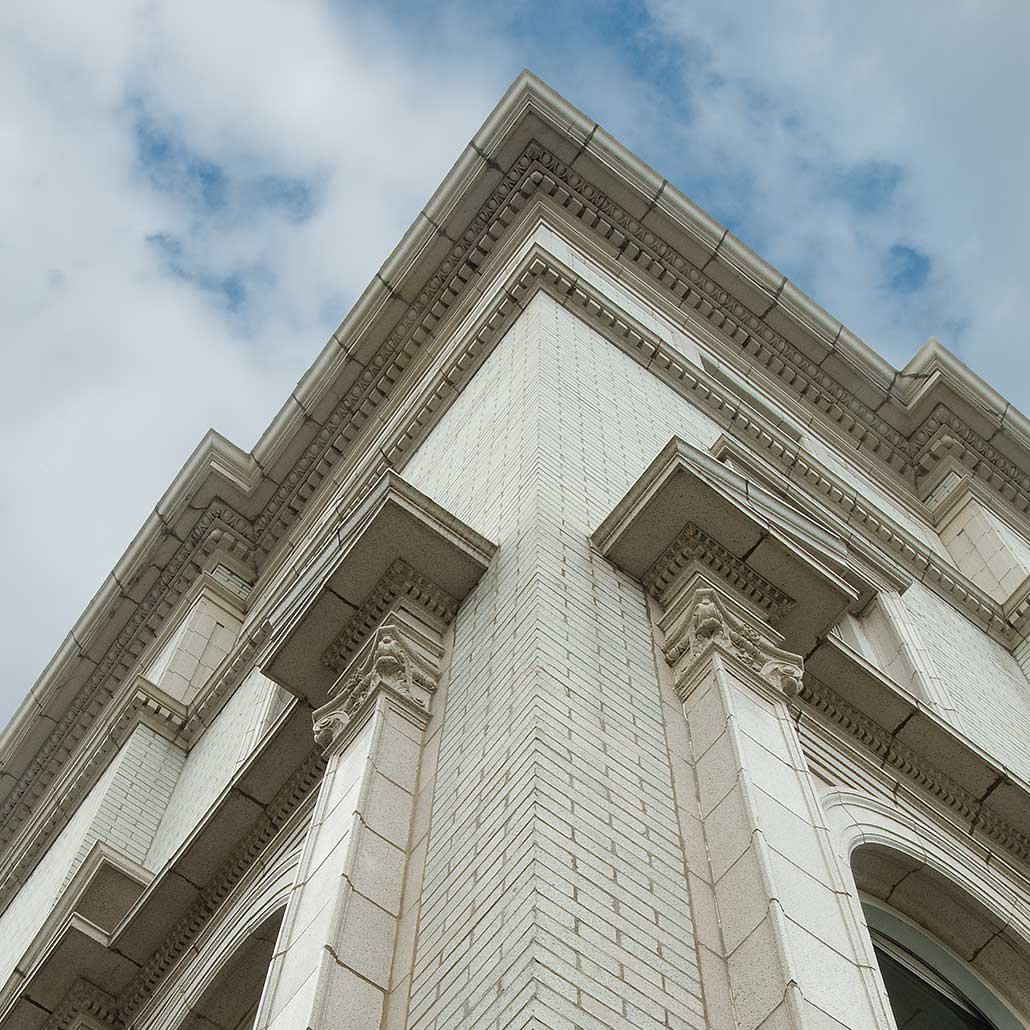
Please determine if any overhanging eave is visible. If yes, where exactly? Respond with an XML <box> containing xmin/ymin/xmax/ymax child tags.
<box><xmin>264</xmin><ymin>471</ymin><xmax>496</xmax><ymax>700</ymax></box>
<box><xmin>593</xmin><ymin>436</ymin><xmax>860</xmax><ymax>654</ymax></box>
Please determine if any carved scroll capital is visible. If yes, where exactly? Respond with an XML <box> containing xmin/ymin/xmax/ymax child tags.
<box><xmin>312</xmin><ymin>616</ymin><xmax>441</xmax><ymax>752</ymax></box>
<box><xmin>661</xmin><ymin>581</ymin><xmax>803</xmax><ymax>700</ymax></box>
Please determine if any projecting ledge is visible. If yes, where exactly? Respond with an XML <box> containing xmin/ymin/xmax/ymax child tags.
<box><xmin>593</xmin><ymin>436</ymin><xmax>860</xmax><ymax>655</ymax></box>
<box><xmin>0</xmin><ymin>915</ymin><xmax>135</xmax><ymax>1030</ymax></box>
<box><xmin>264</xmin><ymin>471</ymin><xmax>497</xmax><ymax>701</ymax></box>
<box><xmin>804</xmin><ymin>634</ymin><xmax>1030</xmax><ymax>848</ymax></box>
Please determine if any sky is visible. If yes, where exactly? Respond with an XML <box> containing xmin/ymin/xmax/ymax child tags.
<box><xmin>1</xmin><ymin>1</ymin><xmax>1028</xmax><ymax>723</ymax></box>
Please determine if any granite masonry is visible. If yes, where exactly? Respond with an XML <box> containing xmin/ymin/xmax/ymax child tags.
<box><xmin>2</xmin><ymin>73</ymin><xmax>1029</xmax><ymax>1030</ymax></box>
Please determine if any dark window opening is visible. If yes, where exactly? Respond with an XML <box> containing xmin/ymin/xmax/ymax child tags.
<box><xmin>871</xmin><ymin>929</ymin><xmax>995</xmax><ymax>1030</ymax></box>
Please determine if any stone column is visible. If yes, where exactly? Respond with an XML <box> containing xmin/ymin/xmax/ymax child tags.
<box><xmin>655</xmin><ymin>571</ymin><xmax>893</xmax><ymax>1030</ymax></box>
<box><xmin>254</xmin><ymin>595</ymin><xmax>448</xmax><ymax>1030</ymax></box>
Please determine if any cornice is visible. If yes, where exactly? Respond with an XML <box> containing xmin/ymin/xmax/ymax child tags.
<box><xmin>509</xmin><ymin>141</ymin><xmax>1030</xmax><ymax>518</ymax></box>
<box><xmin>0</xmin><ymin>237</ymin><xmax>1019</xmax><ymax>926</ymax></box>
<box><xmin>487</xmin><ymin>251</ymin><xmax>1011</xmax><ymax>642</ymax></box>
<box><xmin>798</xmin><ymin>675</ymin><xmax>1030</xmax><ymax>865</ymax></box>
<box><xmin>0</xmin><ymin>503</ymin><xmax>254</xmax><ymax>904</ymax></box>
<box><xmin>114</xmin><ymin>747</ymin><xmax>324</xmax><ymax>1022</ymax></box>
<box><xmin>260</xmin><ymin>237</ymin><xmax>1019</xmax><ymax>655</ymax></box>
<box><xmin>7</xmin><ymin>73</ymin><xmax>1030</xmax><ymax>929</ymax></box>
<box><xmin>320</xmin><ymin>559</ymin><xmax>457</xmax><ymax>674</ymax></box>
<box><xmin>0</xmin><ymin>677</ymin><xmax>185</xmax><ymax>918</ymax></box>
<box><xmin>42</xmin><ymin>979</ymin><xmax>120</xmax><ymax>1030</ymax></box>
<box><xmin>913</xmin><ymin>405</ymin><xmax>1030</xmax><ymax>515</ymax></box>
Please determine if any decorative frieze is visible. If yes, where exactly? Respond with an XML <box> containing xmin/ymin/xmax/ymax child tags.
<box><xmin>115</xmin><ymin>746</ymin><xmax>326</xmax><ymax>1022</ymax></box>
<box><xmin>240</xmin><ymin>134</ymin><xmax>1030</xmax><ymax>579</ymax></box>
<box><xmin>644</xmin><ymin>521</ymin><xmax>794</xmax><ymax>620</ymax></box>
<box><xmin>798</xmin><ymin>675</ymin><xmax>1030</xmax><ymax>863</ymax></box>
<box><xmin>320</xmin><ymin>559</ymin><xmax>457</xmax><ymax>674</ymax></box>
<box><xmin>9</xmin><ymin>124</ymin><xmax>1030</xmax><ymax>932</ymax></box>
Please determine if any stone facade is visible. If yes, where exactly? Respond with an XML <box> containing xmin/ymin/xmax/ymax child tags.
<box><xmin>2</xmin><ymin>73</ymin><xmax>1030</xmax><ymax>1030</ymax></box>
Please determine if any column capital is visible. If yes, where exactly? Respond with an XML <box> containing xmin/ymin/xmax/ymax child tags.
<box><xmin>657</xmin><ymin>572</ymin><xmax>804</xmax><ymax>702</ymax></box>
<box><xmin>312</xmin><ymin>614</ymin><xmax>442</xmax><ymax>751</ymax></box>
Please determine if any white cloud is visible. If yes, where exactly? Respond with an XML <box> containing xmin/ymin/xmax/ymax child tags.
<box><xmin>0</xmin><ymin>1</ymin><xmax>509</xmax><ymax>721</ymax></box>
<box><xmin>643</xmin><ymin>0</ymin><xmax>1030</xmax><ymax>377</ymax></box>
<box><xmin>0</xmin><ymin>1</ymin><xmax>1026</xmax><ymax>722</ymax></box>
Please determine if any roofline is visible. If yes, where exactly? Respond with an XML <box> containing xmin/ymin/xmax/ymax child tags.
<box><xmin>4</xmin><ymin>68</ymin><xmax>1028</xmax><ymax>769</ymax></box>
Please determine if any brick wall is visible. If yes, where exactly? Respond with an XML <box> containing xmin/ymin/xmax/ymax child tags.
<box><xmin>146</xmin><ymin>668</ymin><xmax>283</xmax><ymax>871</ymax></box>
<box><xmin>0</xmin><ymin>723</ymin><xmax>184</xmax><ymax>991</ymax></box>
<box><xmin>402</xmin><ymin>292</ymin><xmax>715</xmax><ymax>1030</ymax></box>
<box><xmin>903</xmin><ymin>581</ymin><xmax>1030</xmax><ymax>780</ymax></box>
<box><xmin>146</xmin><ymin>593</ymin><xmax>243</xmax><ymax>705</ymax></box>
<box><xmin>70</xmin><ymin>723</ymin><xmax>184</xmax><ymax>875</ymax></box>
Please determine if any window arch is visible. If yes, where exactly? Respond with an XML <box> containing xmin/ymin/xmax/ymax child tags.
<box><xmin>819</xmin><ymin>789</ymin><xmax>1030</xmax><ymax>1027</ymax></box>
<box><xmin>862</xmin><ymin>896</ymin><xmax>1018</xmax><ymax>1030</ymax></box>
<box><xmin>849</xmin><ymin>842</ymin><xmax>1029</xmax><ymax>1029</ymax></box>
<box><xmin>178</xmin><ymin>907</ymin><xmax>284</xmax><ymax>1030</ymax></box>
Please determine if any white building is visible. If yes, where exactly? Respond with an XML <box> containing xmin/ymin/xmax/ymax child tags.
<box><xmin>1</xmin><ymin>72</ymin><xmax>1029</xmax><ymax>1030</ymax></box>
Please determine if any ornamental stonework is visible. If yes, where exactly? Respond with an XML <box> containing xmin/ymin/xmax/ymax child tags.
<box><xmin>2</xmin><ymin>73</ymin><xmax>1029</xmax><ymax>1030</ymax></box>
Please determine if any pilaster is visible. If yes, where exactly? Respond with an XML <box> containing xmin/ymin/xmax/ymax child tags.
<box><xmin>255</xmin><ymin>588</ymin><xmax>452</xmax><ymax>1030</ymax></box>
<box><xmin>653</xmin><ymin>565</ymin><xmax>892</xmax><ymax>1029</ymax></box>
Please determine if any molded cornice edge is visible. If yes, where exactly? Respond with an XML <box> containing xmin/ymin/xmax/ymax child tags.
<box><xmin>596</xmin><ymin>433</ymin><xmax>1030</xmax><ymax>870</ymax></box>
<box><xmin>0</xmin><ymin>505</ymin><xmax>254</xmax><ymax>855</ymax></box>
<box><xmin>0</xmin><ymin>678</ymin><xmax>185</xmax><ymax>916</ymax></box>
<box><xmin>0</xmin><ymin>471</ymin><xmax>491</xmax><ymax>920</ymax></box>
<box><xmin>0</xmin><ymin>711</ymin><xmax>325</xmax><ymax>1028</ymax></box>
<box><xmin>0</xmin><ymin>228</ymin><xmax>1019</xmax><ymax>928</ymax></box>
<box><xmin>40</xmin><ymin>978</ymin><xmax>120</xmax><ymax>1030</ymax></box>
<box><xmin>799</xmin><ymin>640</ymin><xmax>1030</xmax><ymax>869</ymax></box>
<box><xmin>5</xmin><ymin>72</ymin><xmax>1030</xmax><ymax>929</ymax></box>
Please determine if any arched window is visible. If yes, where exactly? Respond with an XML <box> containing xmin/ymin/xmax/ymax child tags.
<box><xmin>179</xmin><ymin>907</ymin><xmax>284</xmax><ymax>1030</ymax></box>
<box><xmin>819</xmin><ymin>795</ymin><xmax>1030</xmax><ymax>1028</ymax></box>
<box><xmin>862</xmin><ymin>898</ymin><xmax>1022</xmax><ymax>1030</ymax></box>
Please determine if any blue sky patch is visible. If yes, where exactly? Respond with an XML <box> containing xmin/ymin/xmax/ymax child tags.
<box><xmin>132</xmin><ymin>104</ymin><xmax>320</xmax><ymax>226</ymax></box>
<box><xmin>248</xmin><ymin>175</ymin><xmax>317</xmax><ymax>224</ymax></box>
<box><xmin>829</xmin><ymin>159</ymin><xmax>903</xmax><ymax>215</ymax></box>
<box><xmin>884</xmin><ymin>244</ymin><xmax>930</xmax><ymax>293</ymax></box>
<box><xmin>146</xmin><ymin>231</ymin><xmax>266</xmax><ymax>315</ymax></box>
<box><xmin>134</xmin><ymin>115</ymin><xmax>229</xmax><ymax>213</ymax></box>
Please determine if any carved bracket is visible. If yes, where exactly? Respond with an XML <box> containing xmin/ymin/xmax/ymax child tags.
<box><xmin>321</xmin><ymin>559</ymin><xmax>457</xmax><ymax>674</ymax></box>
<box><xmin>644</xmin><ymin>521</ymin><xmax>795</xmax><ymax>621</ymax></box>
<box><xmin>42</xmin><ymin>979</ymin><xmax>120</xmax><ymax>1030</ymax></box>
